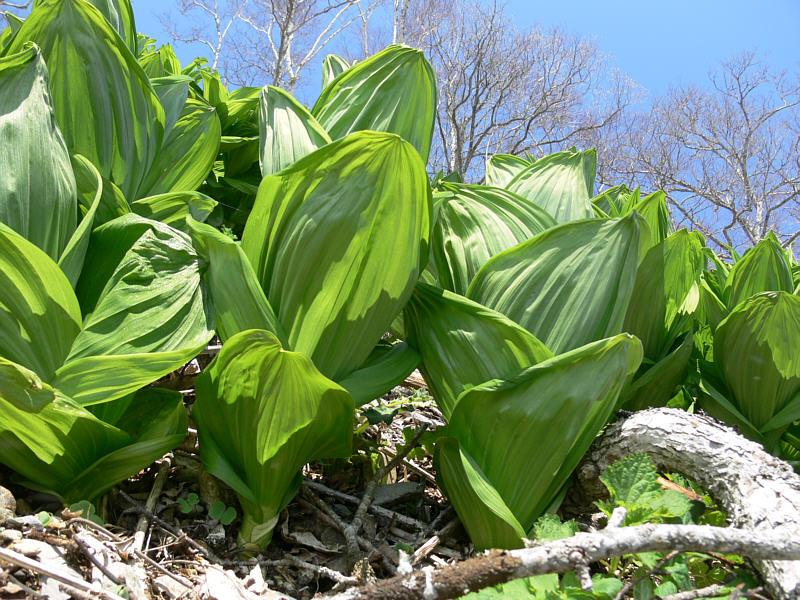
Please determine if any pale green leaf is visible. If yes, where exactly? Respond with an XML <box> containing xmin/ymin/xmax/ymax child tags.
<box><xmin>484</xmin><ymin>154</ymin><xmax>531</xmax><ymax>188</ymax></box>
<box><xmin>321</xmin><ymin>53</ymin><xmax>349</xmax><ymax>89</ymax></box>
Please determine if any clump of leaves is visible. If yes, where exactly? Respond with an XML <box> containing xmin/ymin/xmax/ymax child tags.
<box><xmin>177</xmin><ymin>492</ymin><xmax>200</xmax><ymax>514</ymax></box>
<box><xmin>208</xmin><ymin>500</ymin><xmax>237</xmax><ymax>526</ymax></box>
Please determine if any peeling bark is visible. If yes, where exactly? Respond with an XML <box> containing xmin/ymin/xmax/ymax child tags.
<box><xmin>573</xmin><ymin>407</ymin><xmax>800</xmax><ymax>599</ymax></box>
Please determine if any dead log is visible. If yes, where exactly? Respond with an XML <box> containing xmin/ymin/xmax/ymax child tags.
<box><xmin>574</xmin><ymin>407</ymin><xmax>800</xmax><ymax>599</ymax></box>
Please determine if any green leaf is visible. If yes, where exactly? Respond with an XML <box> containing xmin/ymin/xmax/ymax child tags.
<box><xmin>713</xmin><ymin>292</ymin><xmax>800</xmax><ymax>433</ymax></box>
<box><xmin>624</xmin><ymin>230</ymin><xmax>705</xmax><ymax>360</ymax></box>
<box><xmin>723</xmin><ymin>232</ymin><xmax>794</xmax><ymax>309</ymax></box>
<box><xmin>0</xmin><ymin>44</ymin><xmax>77</xmax><ymax>260</ymax></box>
<box><xmin>186</xmin><ymin>218</ymin><xmax>284</xmax><ymax>342</ymax></box>
<box><xmin>336</xmin><ymin>341</ymin><xmax>420</xmax><ymax>406</ymax></box>
<box><xmin>55</xmin><ymin>214</ymin><xmax>213</xmax><ymax>405</ymax></box>
<box><xmin>0</xmin><ymin>386</ymin><xmax>186</xmax><ymax>503</ymax></box>
<box><xmin>9</xmin><ymin>0</ymin><xmax>165</xmax><ymax>200</ymax></box>
<box><xmin>0</xmin><ymin>222</ymin><xmax>82</xmax><ymax>379</ymax></box>
<box><xmin>435</xmin><ymin>436</ymin><xmax>526</xmax><ymax>550</ymax></box>
<box><xmin>151</xmin><ymin>75</ymin><xmax>191</xmax><ymax>135</ymax></box>
<box><xmin>635</xmin><ymin>191</ymin><xmax>673</xmax><ymax>248</ymax></box>
<box><xmin>139</xmin><ymin>43</ymin><xmax>181</xmax><ymax>78</ymax></box>
<box><xmin>484</xmin><ymin>154</ymin><xmax>531</xmax><ymax>188</ymax></box>
<box><xmin>312</xmin><ymin>45</ymin><xmax>436</xmax><ymax>161</ymax></box>
<box><xmin>0</xmin><ymin>12</ymin><xmax>24</xmax><ymax>54</ymax></box>
<box><xmin>321</xmin><ymin>53</ymin><xmax>349</xmax><ymax>89</ymax></box>
<box><xmin>130</xmin><ymin>191</ymin><xmax>217</xmax><ymax>230</ymax></box>
<box><xmin>259</xmin><ymin>85</ymin><xmax>331</xmax><ymax>176</ymax></box>
<box><xmin>468</xmin><ymin>215</ymin><xmax>643</xmax><ymax>354</ymax></box>
<box><xmin>439</xmin><ymin>334</ymin><xmax>642</xmax><ymax>548</ymax></box>
<box><xmin>85</xmin><ymin>0</ymin><xmax>136</xmax><ymax>55</ymax></box>
<box><xmin>194</xmin><ymin>329</ymin><xmax>353</xmax><ymax>549</ymax></box>
<box><xmin>0</xmin><ymin>356</ymin><xmax>55</xmax><ymax>412</ymax></box>
<box><xmin>242</xmin><ymin>131</ymin><xmax>431</xmax><ymax>381</ymax></box>
<box><xmin>405</xmin><ymin>283</ymin><xmax>552</xmax><ymax>419</ymax></box>
<box><xmin>622</xmin><ymin>332</ymin><xmax>694</xmax><ymax>411</ymax></box>
<box><xmin>591</xmin><ymin>185</ymin><xmax>637</xmax><ymax>216</ymax></box>
<box><xmin>138</xmin><ymin>99</ymin><xmax>220</xmax><ymax>197</ymax></box>
<box><xmin>73</xmin><ymin>159</ymin><xmax>131</xmax><ymax>227</ymax></box>
<box><xmin>429</xmin><ymin>182</ymin><xmax>556</xmax><ymax>295</ymax></box>
<box><xmin>507</xmin><ymin>149</ymin><xmax>596</xmax><ymax>222</ymax></box>
<box><xmin>532</xmin><ymin>514</ymin><xmax>578</xmax><ymax>541</ymax></box>
<box><xmin>58</xmin><ymin>155</ymin><xmax>104</xmax><ymax>287</ymax></box>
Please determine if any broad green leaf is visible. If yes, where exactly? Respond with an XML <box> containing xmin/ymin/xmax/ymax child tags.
<box><xmin>591</xmin><ymin>185</ymin><xmax>637</xmax><ymax>216</ymax></box>
<box><xmin>56</xmin><ymin>214</ymin><xmax>213</xmax><ymax>405</ymax></box>
<box><xmin>484</xmin><ymin>154</ymin><xmax>531</xmax><ymax>188</ymax></box>
<box><xmin>72</xmin><ymin>157</ymin><xmax>130</xmax><ymax>226</ymax></box>
<box><xmin>468</xmin><ymin>215</ymin><xmax>642</xmax><ymax>354</ymax></box>
<box><xmin>9</xmin><ymin>0</ymin><xmax>165</xmax><ymax>200</ymax></box>
<box><xmin>0</xmin><ymin>386</ymin><xmax>186</xmax><ymax>502</ymax></box>
<box><xmin>321</xmin><ymin>53</ymin><xmax>349</xmax><ymax>89</ymax></box>
<box><xmin>507</xmin><ymin>149</ymin><xmax>596</xmax><ymax>222</ymax></box>
<box><xmin>312</xmin><ymin>45</ymin><xmax>436</xmax><ymax>161</ymax></box>
<box><xmin>405</xmin><ymin>283</ymin><xmax>552</xmax><ymax>419</ymax></box>
<box><xmin>336</xmin><ymin>341</ymin><xmax>419</xmax><ymax>407</ymax></box>
<box><xmin>440</xmin><ymin>334</ymin><xmax>642</xmax><ymax>548</ymax></box>
<box><xmin>151</xmin><ymin>75</ymin><xmax>191</xmax><ymax>135</ymax></box>
<box><xmin>429</xmin><ymin>182</ymin><xmax>556</xmax><ymax>295</ymax></box>
<box><xmin>0</xmin><ymin>356</ymin><xmax>55</xmax><ymax>412</ymax></box>
<box><xmin>259</xmin><ymin>85</ymin><xmax>331</xmax><ymax>176</ymax></box>
<box><xmin>635</xmin><ymin>191</ymin><xmax>672</xmax><ymax>248</ymax></box>
<box><xmin>624</xmin><ymin>230</ymin><xmax>705</xmax><ymax>360</ymax></box>
<box><xmin>58</xmin><ymin>155</ymin><xmax>104</xmax><ymax>287</ymax></box>
<box><xmin>138</xmin><ymin>99</ymin><xmax>220</xmax><ymax>197</ymax></box>
<box><xmin>131</xmin><ymin>191</ymin><xmax>217</xmax><ymax>230</ymax></box>
<box><xmin>0</xmin><ymin>44</ymin><xmax>76</xmax><ymax>260</ymax></box>
<box><xmin>0</xmin><ymin>12</ymin><xmax>24</xmax><ymax>54</ymax></box>
<box><xmin>242</xmin><ymin>131</ymin><xmax>431</xmax><ymax>381</ymax></box>
<box><xmin>194</xmin><ymin>329</ymin><xmax>353</xmax><ymax>549</ymax></box>
<box><xmin>723</xmin><ymin>232</ymin><xmax>794</xmax><ymax>309</ymax></box>
<box><xmin>85</xmin><ymin>0</ymin><xmax>136</xmax><ymax>54</ymax></box>
<box><xmin>186</xmin><ymin>218</ymin><xmax>284</xmax><ymax>343</ymax></box>
<box><xmin>0</xmin><ymin>223</ymin><xmax>81</xmax><ymax>379</ymax></box>
<box><xmin>435</xmin><ymin>437</ymin><xmax>526</xmax><ymax>550</ymax></box>
<box><xmin>139</xmin><ymin>43</ymin><xmax>181</xmax><ymax>78</ymax></box>
<box><xmin>714</xmin><ymin>292</ymin><xmax>800</xmax><ymax>432</ymax></box>
<box><xmin>622</xmin><ymin>332</ymin><xmax>694</xmax><ymax>411</ymax></box>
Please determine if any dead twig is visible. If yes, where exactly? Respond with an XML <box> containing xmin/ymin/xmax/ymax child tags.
<box><xmin>132</xmin><ymin>459</ymin><xmax>171</xmax><ymax>552</ymax></box>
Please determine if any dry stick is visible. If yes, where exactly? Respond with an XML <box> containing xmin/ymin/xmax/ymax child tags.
<box><xmin>132</xmin><ymin>459</ymin><xmax>171</xmax><ymax>552</ymax></box>
<box><xmin>71</xmin><ymin>532</ymin><xmax>124</xmax><ymax>586</ymax></box>
<box><xmin>0</xmin><ymin>546</ymin><xmax>127</xmax><ymax>600</ymax></box>
<box><xmin>326</xmin><ymin>525</ymin><xmax>800</xmax><ymax>600</ymax></box>
<box><xmin>410</xmin><ymin>518</ymin><xmax>460</xmax><ymax>566</ymax></box>
<box><xmin>344</xmin><ymin>425</ymin><xmax>430</xmax><ymax>565</ymax></box>
<box><xmin>261</xmin><ymin>556</ymin><xmax>359</xmax><ymax>586</ymax></box>
<box><xmin>303</xmin><ymin>480</ymin><xmax>426</xmax><ymax>532</ymax></box>
<box><xmin>660</xmin><ymin>584</ymin><xmax>731</xmax><ymax>600</ymax></box>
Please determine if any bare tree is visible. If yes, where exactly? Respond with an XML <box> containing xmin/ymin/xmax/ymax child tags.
<box><xmin>601</xmin><ymin>53</ymin><xmax>800</xmax><ymax>250</ymax></box>
<box><xmin>389</xmin><ymin>0</ymin><xmax>636</xmax><ymax>178</ymax></box>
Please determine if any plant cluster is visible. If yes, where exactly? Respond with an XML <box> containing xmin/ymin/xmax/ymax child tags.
<box><xmin>0</xmin><ymin>0</ymin><xmax>798</xmax><ymax>575</ymax></box>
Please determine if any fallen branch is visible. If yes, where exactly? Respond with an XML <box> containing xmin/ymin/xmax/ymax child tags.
<box><xmin>574</xmin><ymin>408</ymin><xmax>800</xmax><ymax>599</ymax></box>
<box><xmin>327</xmin><ymin>525</ymin><xmax>800</xmax><ymax>600</ymax></box>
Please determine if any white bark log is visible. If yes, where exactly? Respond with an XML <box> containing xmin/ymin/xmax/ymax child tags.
<box><xmin>574</xmin><ymin>407</ymin><xmax>800</xmax><ymax>599</ymax></box>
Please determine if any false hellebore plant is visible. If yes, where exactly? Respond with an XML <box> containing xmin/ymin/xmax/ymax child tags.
<box><xmin>187</xmin><ymin>44</ymin><xmax>436</xmax><ymax>551</ymax></box>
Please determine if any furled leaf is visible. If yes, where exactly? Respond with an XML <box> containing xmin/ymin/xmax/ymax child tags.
<box><xmin>242</xmin><ymin>131</ymin><xmax>431</xmax><ymax>381</ymax></box>
<box><xmin>405</xmin><ymin>283</ymin><xmax>552</xmax><ymax>419</ymax></box>
<box><xmin>0</xmin><ymin>223</ymin><xmax>81</xmax><ymax>380</ymax></box>
<box><xmin>713</xmin><ymin>292</ymin><xmax>800</xmax><ymax>432</ymax></box>
<box><xmin>723</xmin><ymin>232</ymin><xmax>794</xmax><ymax>310</ymax></box>
<box><xmin>186</xmin><ymin>218</ymin><xmax>284</xmax><ymax>343</ymax></box>
<box><xmin>622</xmin><ymin>332</ymin><xmax>694</xmax><ymax>411</ymax></box>
<box><xmin>138</xmin><ymin>99</ymin><xmax>221</xmax><ymax>197</ymax></box>
<box><xmin>312</xmin><ymin>45</ymin><xmax>436</xmax><ymax>161</ymax></box>
<box><xmin>591</xmin><ymin>185</ymin><xmax>637</xmax><ymax>216</ymax></box>
<box><xmin>635</xmin><ymin>191</ymin><xmax>672</xmax><ymax>248</ymax></box>
<box><xmin>0</xmin><ymin>44</ymin><xmax>76</xmax><ymax>260</ymax></box>
<box><xmin>259</xmin><ymin>85</ymin><xmax>331</xmax><ymax>176</ymax></box>
<box><xmin>130</xmin><ymin>191</ymin><xmax>217</xmax><ymax>230</ymax></box>
<box><xmin>0</xmin><ymin>385</ymin><xmax>186</xmax><ymax>502</ymax></box>
<box><xmin>58</xmin><ymin>155</ymin><xmax>104</xmax><ymax>287</ymax></box>
<box><xmin>0</xmin><ymin>12</ymin><xmax>24</xmax><ymax>54</ymax></box>
<box><xmin>429</xmin><ymin>182</ymin><xmax>556</xmax><ymax>295</ymax></box>
<box><xmin>321</xmin><ymin>53</ymin><xmax>349</xmax><ymax>89</ymax></box>
<box><xmin>507</xmin><ymin>149</ymin><xmax>596</xmax><ymax>222</ymax></box>
<box><xmin>624</xmin><ymin>230</ymin><xmax>705</xmax><ymax>360</ymax></box>
<box><xmin>9</xmin><ymin>0</ymin><xmax>165</xmax><ymax>200</ymax></box>
<box><xmin>55</xmin><ymin>214</ymin><xmax>213</xmax><ymax>405</ymax></box>
<box><xmin>439</xmin><ymin>334</ymin><xmax>642</xmax><ymax>549</ymax></box>
<box><xmin>336</xmin><ymin>341</ymin><xmax>419</xmax><ymax>407</ymax></box>
<box><xmin>139</xmin><ymin>43</ymin><xmax>181</xmax><ymax>78</ymax></box>
<box><xmin>484</xmin><ymin>154</ymin><xmax>531</xmax><ymax>188</ymax></box>
<box><xmin>85</xmin><ymin>0</ymin><xmax>136</xmax><ymax>54</ymax></box>
<box><xmin>151</xmin><ymin>75</ymin><xmax>191</xmax><ymax>135</ymax></box>
<box><xmin>194</xmin><ymin>329</ymin><xmax>353</xmax><ymax>549</ymax></box>
<box><xmin>468</xmin><ymin>214</ymin><xmax>642</xmax><ymax>354</ymax></box>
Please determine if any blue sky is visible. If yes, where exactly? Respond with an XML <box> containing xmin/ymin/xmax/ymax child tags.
<box><xmin>134</xmin><ymin>0</ymin><xmax>800</xmax><ymax>99</ymax></box>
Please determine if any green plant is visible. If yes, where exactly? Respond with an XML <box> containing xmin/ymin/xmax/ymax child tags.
<box><xmin>177</xmin><ymin>492</ymin><xmax>200</xmax><ymax>514</ymax></box>
<box><xmin>208</xmin><ymin>500</ymin><xmax>237</xmax><ymax>525</ymax></box>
